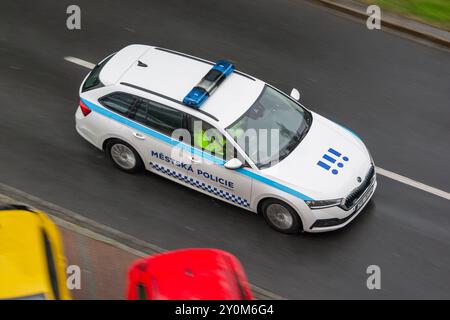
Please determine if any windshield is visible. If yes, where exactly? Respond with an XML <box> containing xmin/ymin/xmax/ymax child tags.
<box><xmin>226</xmin><ymin>85</ymin><xmax>312</xmax><ymax>169</ymax></box>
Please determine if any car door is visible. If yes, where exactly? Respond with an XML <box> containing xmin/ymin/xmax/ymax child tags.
<box><xmin>97</xmin><ymin>91</ymin><xmax>140</xmax><ymax>146</ymax></box>
<box><xmin>186</xmin><ymin>115</ymin><xmax>252</xmax><ymax>210</ymax></box>
<box><xmin>126</xmin><ymin>98</ymin><xmax>193</xmax><ymax>185</ymax></box>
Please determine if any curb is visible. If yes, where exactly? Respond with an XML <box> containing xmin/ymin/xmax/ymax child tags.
<box><xmin>315</xmin><ymin>0</ymin><xmax>450</xmax><ymax>48</ymax></box>
<box><xmin>0</xmin><ymin>182</ymin><xmax>285</xmax><ymax>300</ymax></box>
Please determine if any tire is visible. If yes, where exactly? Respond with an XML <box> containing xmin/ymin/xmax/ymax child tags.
<box><xmin>105</xmin><ymin>139</ymin><xmax>144</xmax><ymax>173</ymax></box>
<box><xmin>260</xmin><ymin>199</ymin><xmax>303</xmax><ymax>234</ymax></box>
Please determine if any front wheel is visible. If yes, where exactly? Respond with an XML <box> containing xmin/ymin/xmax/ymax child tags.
<box><xmin>106</xmin><ymin>140</ymin><xmax>143</xmax><ymax>173</ymax></box>
<box><xmin>261</xmin><ymin>199</ymin><xmax>302</xmax><ymax>234</ymax></box>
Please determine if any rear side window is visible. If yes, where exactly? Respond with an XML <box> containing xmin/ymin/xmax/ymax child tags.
<box><xmin>99</xmin><ymin>92</ymin><xmax>137</xmax><ymax>116</ymax></box>
<box><xmin>133</xmin><ymin>99</ymin><xmax>184</xmax><ymax>136</ymax></box>
<box><xmin>81</xmin><ymin>54</ymin><xmax>114</xmax><ymax>92</ymax></box>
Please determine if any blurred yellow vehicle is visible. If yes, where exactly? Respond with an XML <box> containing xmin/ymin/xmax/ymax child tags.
<box><xmin>0</xmin><ymin>204</ymin><xmax>71</xmax><ymax>300</ymax></box>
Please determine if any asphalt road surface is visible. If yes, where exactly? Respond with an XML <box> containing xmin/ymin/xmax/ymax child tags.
<box><xmin>1</xmin><ymin>0</ymin><xmax>449</xmax><ymax>299</ymax></box>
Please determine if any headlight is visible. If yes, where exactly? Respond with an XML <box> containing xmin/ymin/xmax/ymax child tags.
<box><xmin>305</xmin><ymin>198</ymin><xmax>343</xmax><ymax>209</ymax></box>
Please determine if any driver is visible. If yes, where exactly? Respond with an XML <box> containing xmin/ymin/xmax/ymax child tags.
<box><xmin>194</xmin><ymin>126</ymin><xmax>226</xmax><ymax>156</ymax></box>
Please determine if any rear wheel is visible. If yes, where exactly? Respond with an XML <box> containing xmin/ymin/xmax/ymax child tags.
<box><xmin>261</xmin><ymin>199</ymin><xmax>302</xmax><ymax>234</ymax></box>
<box><xmin>106</xmin><ymin>140</ymin><xmax>143</xmax><ymax>173</ymax></box>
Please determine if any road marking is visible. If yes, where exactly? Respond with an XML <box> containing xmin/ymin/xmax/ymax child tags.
<box><xmin>0</xmin><ymin>182</ymin><xmax>284</xmax><ymax>300</ymax></box>
<box><xmin>64</xmin><ymin>56</ymin><xmax>95</xmax><ymax>69</ymax></box>
<box><xmin>64</xmin><ymin>56</ymin><xmax>450</xmax><ymax>201</ymax></box>
<box><xmin>376</xmin><ymin>167</ymin><xmax>450</xmax><ymax>200</ymax></box>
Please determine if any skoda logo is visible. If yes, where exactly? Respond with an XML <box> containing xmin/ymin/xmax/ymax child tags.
<box><xmin>357</xmin><ymin>176</ymin><xmax>362</xmax><ymax>183</ymax></box>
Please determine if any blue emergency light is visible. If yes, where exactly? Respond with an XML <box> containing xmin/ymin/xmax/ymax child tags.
<box><xmin>183</xmin><ymin>60</ymin><xmax>235</xmax><ymax>108</ymax></box>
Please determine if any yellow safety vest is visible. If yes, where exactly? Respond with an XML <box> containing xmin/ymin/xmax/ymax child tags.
<box><xmin>194</xmin><ymin>130</ymin><xmax>225</xmax><ymax>156</ymax></box>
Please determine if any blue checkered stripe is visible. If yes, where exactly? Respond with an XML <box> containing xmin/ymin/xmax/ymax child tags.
<box><xmin>150</xmin><ymin>162</ymin><xmax>250</xmax><ymax>208</ymax></box>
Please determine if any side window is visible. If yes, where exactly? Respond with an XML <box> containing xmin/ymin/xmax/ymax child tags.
<box><xmin>99</xmin><ymin>92</ymin><xmax>136</xmax><ymax>116</ymax></box>
<box><xmin>189</xmin><ymin>116</ymin><xmax>248</xmax><ymax>163</ymax></box>
<box><xmin>133</xmin><ymin>100</ymin><xmax>148</xmax><ymax>125</ymax></box>
<box><xmin>189</xmin><ymin>116</ymin><xmax>234</xmax><ymax>159</ymax></box>
<box><xmin>134</xmin><ymin>99</ymin><xmax>184</xmax><ymax>136</ymax></box>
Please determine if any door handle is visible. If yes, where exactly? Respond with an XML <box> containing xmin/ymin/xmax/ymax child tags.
<box><xmin>132</xmin><ymin>132</ymin><xmax>145</xmax><ymax>140</ymax></box>
<box><xmin>190</xmin><ymin>156</ymin><xmax>201</xmax><ymax>163</ymax></box>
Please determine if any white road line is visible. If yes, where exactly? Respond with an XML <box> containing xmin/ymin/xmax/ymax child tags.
<box><xmin>64</xmin><ymin>56</ymin><xmax>95</xmax><ymax>69</ymax></box>
<box><xmin>376</xmin><ymin>167</ymin><xmax>450</xmax><ymax>200</ymax></box>
<box><xmin>64</xmin><ymin>56</ymin><xmax>450</xmax><ymax>201</ymax></box>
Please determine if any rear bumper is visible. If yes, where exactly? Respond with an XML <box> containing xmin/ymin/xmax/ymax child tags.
<box><xmin>75</xmin><ymin>107</ymin><xmax>102</xmax><ymax>149</ymax></box>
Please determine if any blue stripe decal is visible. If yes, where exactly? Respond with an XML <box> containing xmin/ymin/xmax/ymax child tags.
<box><xmin>236</xmin><ymin>168</ymin><xmax>313</xmax><ymax>200</ymax></box>
<box><xmin>334</xmin><ymin>122</ymin><xmax>362</xmax><ymax>141</ymax></box>
<box><xmin>322</xmin><ymin>154</ymin><xmax>336</xmax><ymax>163</ymax></box>
<box><xmin>81</xmin><ymin>98</ymin><xmax>313</xmax><ymax>201</ymax></box>
<box><xmin>317</xmin><ymin>161</ymin><xmax>331</xmax><ymax>171</ymax></box>
<box><xmin>328</xmin><ymin>148</ymin><xmax>341</xmax><ymax>157</ymax></box>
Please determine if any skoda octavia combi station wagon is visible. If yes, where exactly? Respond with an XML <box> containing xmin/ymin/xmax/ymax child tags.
<box><xmin>75</xmin><ymin>44</ymin><xmax>376</xmax><ymax>233</ymax></box>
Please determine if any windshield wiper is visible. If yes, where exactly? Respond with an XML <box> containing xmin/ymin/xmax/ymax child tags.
<box><xmin>257</xmin><ymin>122</ymin><xmax>311</xmax><ymax>169</ymax></box>
<box><xmin>258</xmin><ymin>133</ymin><xmax>302</xmax><ymax>169</ymax></box>
<box><xmin>286</xmin><ymin>127</ymin><xmax>305</xmax><ymax>152</ymax></box>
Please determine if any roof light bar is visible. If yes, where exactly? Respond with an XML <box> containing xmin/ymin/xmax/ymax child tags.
<box><xmin>183</xmin><ymin>60</ymin><xmax>235</xmax><ymax>108</ymax></box>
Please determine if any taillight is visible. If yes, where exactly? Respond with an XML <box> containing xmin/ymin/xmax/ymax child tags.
<box><xmin>79</xmin><ymin>99</ymin><xmax>92</xmax><ymax>116</ymax></box>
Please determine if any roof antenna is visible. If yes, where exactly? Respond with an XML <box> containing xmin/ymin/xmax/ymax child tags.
<box><xmin>137</xmin><ymin>60</ymin><xmax>148</xmax><ymax>67</ymax></box>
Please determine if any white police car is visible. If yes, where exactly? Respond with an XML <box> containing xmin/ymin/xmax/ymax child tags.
<box><xmin>75</xmin><ymin>44</ymin><xmax>376</xmax><ymax>234</ymax></box>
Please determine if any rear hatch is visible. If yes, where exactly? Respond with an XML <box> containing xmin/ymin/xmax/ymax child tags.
<box><xmin>79</xmin><ymin>44</ymin><xmax>151</xmax><ymax>95</ymax></box>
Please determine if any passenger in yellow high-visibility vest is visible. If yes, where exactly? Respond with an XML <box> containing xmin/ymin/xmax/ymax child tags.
<box><xmin>194</xmin><ymin>127</ymin><xmax>226</xmax><ymax>156</ymax></box>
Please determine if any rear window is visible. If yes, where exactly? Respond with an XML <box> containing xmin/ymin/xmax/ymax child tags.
<box><xmin>81</xmin><ymin>54</ymin><xmax>114</xmax><ymax>92</ymax></box>
<box><xmin>99</xmin><ymin>92</ymin><xmax>137</xmax><ymax>116</ymax></box>
<box><xmin>133</xmin><ymin>99</ymin><xmax>185</xmax><ymax>136</ymax></box>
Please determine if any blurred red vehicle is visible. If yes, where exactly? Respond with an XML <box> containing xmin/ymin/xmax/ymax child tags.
<box><xmin>126</xmin><ymin>248</ymin><xmax>254</xmax><ymax>300</ymax></box>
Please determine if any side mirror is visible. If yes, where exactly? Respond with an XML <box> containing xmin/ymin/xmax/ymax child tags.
<box><xmin>224</xmin><ymin>158</ymin><xmax>243</xmax><ymax>170</ymax></box>
<box><xmin>290</xmin><ymin>88</ymin><xmax>301</xmax><ymax>101</ymax></box>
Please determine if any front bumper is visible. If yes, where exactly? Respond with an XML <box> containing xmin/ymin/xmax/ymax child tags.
<box><xmin>307</xmin><ymin>174</ymin><xmax>377</xmax><ymax>232</ymax></box>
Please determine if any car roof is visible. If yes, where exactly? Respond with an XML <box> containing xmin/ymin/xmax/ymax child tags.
<box><xmin>100</xmin><ymin>45</ymin><xmax>265</xmax><ymax>127</ymax></box>
<box><xmin>138</xmin><ymin>248</ymin><xmax>245</xmax><ymax>299</ymax></box>
<box><xmin>0</xmin><ymin>209</ymin><xmax>50</xmax><ymax>299</ymax></box>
